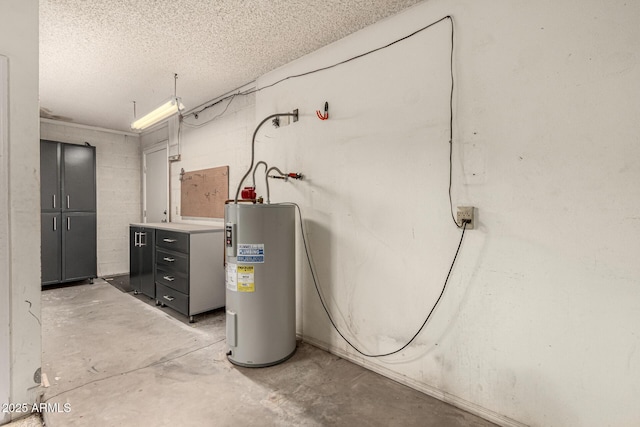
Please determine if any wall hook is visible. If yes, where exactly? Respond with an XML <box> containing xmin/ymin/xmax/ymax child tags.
<box><xmin>316</xmin><ymin>102</ymin><xmax>329</xmax><ymax>120</ymax></box>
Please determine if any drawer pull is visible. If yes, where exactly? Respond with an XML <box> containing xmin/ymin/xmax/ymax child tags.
<box><xmin>163</xmin><ymin>257</ymin><xmax>175</xmax><ymax>262</ymax></box>
<box><xmin>163</xmin><ymin>238</ymin><xmax>177</xmax><ymax>243</ymax></box>
<box><xmin>163</xmin><ymin>275</ymin><xmax>175</xmax><ymax>282</ymax></box>
<box><xmin>163</xmin><ymin>295</ymin><xmax>175</xmax><ymax>301</ymax></box>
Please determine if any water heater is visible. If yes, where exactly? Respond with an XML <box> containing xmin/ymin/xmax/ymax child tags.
<box><xmin>224</xmin><ymin>203</ymin><xmax>296</xmax><ymax>367</ymax></box>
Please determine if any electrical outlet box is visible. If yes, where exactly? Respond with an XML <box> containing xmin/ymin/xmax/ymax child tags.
<box><xmin>457</xmin><ymin>206</ymin><xmax>475</xmax><ymax>229</ymax></box>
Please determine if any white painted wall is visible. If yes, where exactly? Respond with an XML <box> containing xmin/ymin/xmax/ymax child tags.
<box><xmin>0</xmin><ymin>54</ymin><xmax>11</xmax><ymax>427</ymax></box>
<box><xmin>40</xmin><ymin>121</ymin><xmax>142</xmax><ymax>276</ymax></box>
<box><xmin>174</xmin><ymin>1</ymin><xmax>640</xmax><ymax>426</ymax></box>
<box><xmin>0</xmin><ymin>0</ymin><xmax>41</xmax><ymax>423</ymax></box>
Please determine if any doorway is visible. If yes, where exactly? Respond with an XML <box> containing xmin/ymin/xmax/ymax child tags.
<box><xmin>143</xmin><ymin>142</ymin><xmax>168</xmax><ymax>223</ymax></box>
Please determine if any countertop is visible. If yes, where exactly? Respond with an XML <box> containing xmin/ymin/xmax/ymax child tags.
<box><xmin>130</xmin><ymin>222</ymin><xmax>224</xmax><ymax>233</ymax></box>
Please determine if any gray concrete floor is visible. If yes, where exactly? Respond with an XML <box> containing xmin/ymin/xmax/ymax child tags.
<box><xmin>4</xmin><ymin>415</ymin><xmax>42</xmax><ymax>427</ymax></box>
<box><xmin>36</xmin><ymin>279</ymin><xmax>496</xmax><ymax>426</ymax></box>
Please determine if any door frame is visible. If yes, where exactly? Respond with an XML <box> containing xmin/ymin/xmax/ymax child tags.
<box><xmin>142</xmin><ymin>141</ymin><xmax>169</xmax><ymax>223</ymax></box>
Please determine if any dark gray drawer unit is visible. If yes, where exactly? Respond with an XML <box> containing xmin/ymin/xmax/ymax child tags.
<box><xmin>156</xmin><ymin>282</ymin><xmax>189</xmax><ymax>316</ymax></box>
<box><xmin>150</xmin><ymin>226</ymin><xmax>224</xmax><ymax>322</ymax></box>
<box><xmin>156</xmin><ymin>248</ymin><xmax>188</xmax><ymax>274</ymax></box>
<box><xmin>156</xmin><ymin>229</ymin><xmax>189</xmax><ymax>253</ymax></box>
<box><xmin>156</xmin><ymin>265</ymin><xmax>189</xmax><ymax>294</ymax></box>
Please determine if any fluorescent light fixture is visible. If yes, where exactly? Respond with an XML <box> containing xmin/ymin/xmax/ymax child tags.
<box><xmin>131</xmin><ymin>97</ymin><xmax>184</xmax><ymax>131</ymax></box>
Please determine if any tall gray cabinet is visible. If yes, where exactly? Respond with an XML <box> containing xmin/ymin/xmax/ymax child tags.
<box><xmin>41</xmin><ymin>140</ymin><xmax>97</xmax><ymax>286</ymax></box>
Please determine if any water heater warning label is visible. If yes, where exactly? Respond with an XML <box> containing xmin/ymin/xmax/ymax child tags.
<box><xmin>226</xmin><ymin>263</ymin><xmax>237</xmax><ymax>292</ymax></box>
<box><xmin>237</xmin><ymin>243</ymin><xmax>265</xmax><ymax>263</ymax></box>
<box><xmin>237</xmin><ymin>265</ymin><xmax>255</xmax><ymax>292</ymax></box>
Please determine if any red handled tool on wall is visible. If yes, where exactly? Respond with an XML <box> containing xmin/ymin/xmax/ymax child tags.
<box><xmin>316</xmin><ymin>102</ymin><xmax>329</xmax><ymax>120</ymax></box>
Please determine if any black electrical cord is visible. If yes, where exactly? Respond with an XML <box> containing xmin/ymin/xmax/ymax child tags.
<box><xmin>449</xmin><ymin>19</ymin><xmax>462</xmax><ymax>228</ymax></box>
<box><xmin>226</xmin><ymin>16</ymin><xmax>464</xmax><ymax>357</ymax></box>
<box><xmin>447</xmin><ymin>17</ymin><xmax>460</xmax><ymax>228</ymax></box>
<box><xmin>183</xmin><ymin>16</ymin><xmax>454</xmax><ymax>121</ymax></box>
<box><xmin>246</xmin><ymin>16</ymin><xmax>453</xmax><ymax>96</ymax></box>
<box><xmin>184</xmin><ymin>16</ymin><xmax>461</xmax><ymax>225</ymax></box>
<box><xmin>182</xmin><ymin>94</ymin><xmax>237</xmax><ymax>128</ymax></box>
<box><xmin>184</xmin><ymin>16</ymin><xmax>460</xmax><ymax>224</ymax></box>
<box><xmin>283</xmin><ymin>202</ymin><xmax>468</xmax><ymax>358</ymax></box>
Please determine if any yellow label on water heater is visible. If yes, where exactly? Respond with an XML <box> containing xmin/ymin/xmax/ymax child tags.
<box><xmin>237</xmin><ymin>265</ymin><xmax>255</xmax><ymax>292</ymax></box>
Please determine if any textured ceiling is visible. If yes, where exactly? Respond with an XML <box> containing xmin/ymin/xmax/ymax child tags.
<box><xmin>40</xmin><ymin>0</ymin><xmax>423</xmax><ymax>132</ymax></box>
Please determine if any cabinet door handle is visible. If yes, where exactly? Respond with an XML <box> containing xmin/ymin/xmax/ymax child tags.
<box><xmin>67</xmin><ymin>217</ymin><xmax>70</xmax><ymax>230</ymax></box>
<box><xmin>163</xmin><ymin>295</ymin><xmax>175</xmax><ymax>301</ymax></box>
<box><xmin>140</xmin><ymin>232</ymin><xmax>147</xmax><ymax>247</ymax></box>
<box><xmin>134</xmin><ymin>231</ymin><xmax>139</xmax><ymax>247</ymax></box>
<box><xmin>163</xmin><ymin>238</ymin><xmax>177</xmax><ymax>243</ymax></box>
<box><xmin>66</xmin><ymin>195</ymin><xmax>70</xmax><ymax>209</ymax></box>
<box><xmin>163</xmin><ymin>275</ymin><xmax>175</xmax><ymax>282</ymax></box>
<box><xmin>52</xmin><ymin>194</ymin><xmax>56</xmax><ymax>209</ymax></box>
<box><xmin>163</xmin><ymin>257</ymin><xmax>175</xmax><ymax>262</ymax></box>
<box><xmin>53</xmin><ymin>217</ymin><xmax>57</xmax><ymax>231</ymax></box>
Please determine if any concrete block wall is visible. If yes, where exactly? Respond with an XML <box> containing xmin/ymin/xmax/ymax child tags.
<box><xmin>40</xmin><ymin>121</ymin><xmax>142</xmax><ymax>276</ymax></box>
<box><xmin>140</xmin><ymin>89</ymin><xmax>256</xmax><ymax>226</ymax></box>
<box><xmin>174</xmin><ymin>90</ymin><xmax>255</xmax><ymax>224</ymax></box>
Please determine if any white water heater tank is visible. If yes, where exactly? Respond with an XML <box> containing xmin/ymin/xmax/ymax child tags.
<box><xmin>224</xmin><ymin>203</ymin><xmax>296</xmax><ymax>367</ymax></box>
